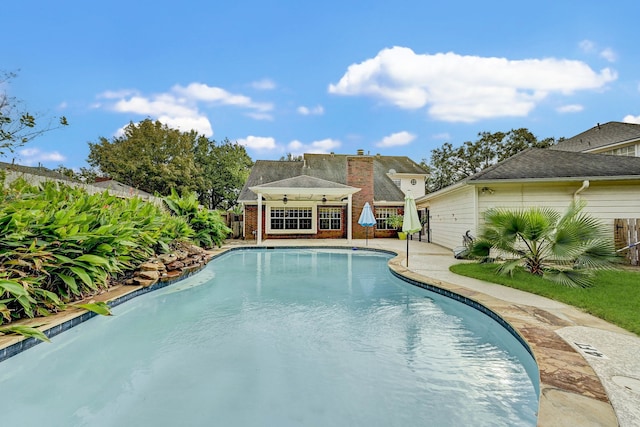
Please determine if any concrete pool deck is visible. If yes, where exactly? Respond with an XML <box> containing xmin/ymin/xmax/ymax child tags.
<box><xmin>252</xmin><ymin>238</ymin><xmax>640</xmax><ymax>427</ymax></box>
<box><xmin>1</xmin><ymin>238</ymin><xmax>637</xmax><ymax>426</ymax></box>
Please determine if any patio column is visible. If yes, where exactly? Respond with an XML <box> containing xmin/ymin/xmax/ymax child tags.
<box><xmin>347</xmin><ymin>193</ymin><xmax>352</xmax><ymax>242</ymax></box>
<box><xmin>257</xmin><ymin>192</ymin><xmax>263</xmax><ymax>245</ymax></box>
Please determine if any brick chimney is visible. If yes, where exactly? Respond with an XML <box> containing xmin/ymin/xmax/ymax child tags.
<box><xmin>347</xmin><ymin>154</ymin><xmax>374</xmax><ymax>239</ymax></box>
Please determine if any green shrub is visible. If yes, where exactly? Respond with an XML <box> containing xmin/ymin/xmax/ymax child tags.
<box><xmin>0</xmin><ymin>179</ymin><xmax>196</xmax><ymax>324</ymax></box>
<box><xmin>163</xmin><ymin>188</ymin><xmax>231</xmax><ymax>248</ymax></box>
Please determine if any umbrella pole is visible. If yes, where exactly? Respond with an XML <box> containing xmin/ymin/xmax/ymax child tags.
<box><xmin>406</xmin><ymin>235</ymin><xmax>409</xmax><ymax>267</ymax></box>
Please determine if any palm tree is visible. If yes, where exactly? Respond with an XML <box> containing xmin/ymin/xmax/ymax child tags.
<box><xmin>469</xmin><ymin>200</ymin><xmax>619</xmax><ymax>288</ymax></box>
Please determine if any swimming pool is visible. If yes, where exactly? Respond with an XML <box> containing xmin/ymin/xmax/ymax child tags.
<box><xmin>0</xmin><ymin>248</ymin><xmax>538</xmax><ymax>426</ymax></box>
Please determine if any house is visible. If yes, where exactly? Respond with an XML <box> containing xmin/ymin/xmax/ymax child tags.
<box><xmin>92</xmin><ymin>177</ymin><xmax>154</xmax><ymax>199</ymax></box>
<box><xmin>0</xmin><ymin>161</ymin><xmax>78</xmax><ymax>185</ymax></box>
<box><xmin>238</xmin><ymin>151</ymin><xmax>428</xmax><ymax>244</ymax></box>
<box><xmin>0</xmin><ymin>162</ymin><xmax>162</xmax><ymax>205</ymax></box>
<box><xmin>416</xmin><ymin>146</ymin><xmax>640</xmax><ymax>251</ymax></box>
<box><xmin>550</xmin><ymin>121</ymin><xmax>640</xmax><ymax>157</ymax></box>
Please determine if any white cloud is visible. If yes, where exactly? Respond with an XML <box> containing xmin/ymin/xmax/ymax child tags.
<box><xmin>237</xmin><ymin>135</ymin><xmax>278</xmax><ymax>150</ymax></box>
<box><xmin>246</xmin><ymin>112</ymin><xmax>274</xmax><ymax>121</ymax></box>
<box><xmin>172</xmin><ymin>83</ymin><xmax>273</xmax><ymax>112</ymax></box>
<box><xmin>556</xmin><ymin>104</ymin><xmax>584</xmax><ymax>113</ymax></box>
<box><xmin>376</xmin><ymin>131</ymin><xmax>416</xmax><ymax>147</ymax></box>
<box><xmin>431</xmin><ymin>132</ymin><xmax>451</xmax><ymax>140</ymax></box>
<box><xmin>157</xmin><ymin>115</ymin><xmax>214</xmax><ymax>136</ymax></box>
<box><xmin>297</xmin><ymin>105</ymin><xmax>325</xmax><ymax>115</ymax></box>
<box><xmin>288</xmin><ymin>138</ymin><xmax>341</xmax><ymax>155</ymax></box>
<box><xmin>113</xmin><ymin>95</ymin><xmax>197</xmax><ymax>118</ymax></box>
<box><xmin>98</xmin><ymin>82</ymin><xmax>275</xmax><ymax>137</ymax></box>
<box><xmin>600</xmin><ymin>48</ymin><xmax>617</xmax><ymax>63</ymax></box>
<box><xmin>579</xmin><ymin>39</ymin><xmax>596</xmax><ymax>53</ymax></box>
<box><xmin>329</xmin><ymin>46</ymin><xmax>617</xmax><ymax>122</ymax></box>
<box><xmin>17</xmin><ymin>148</ymin><xmax>65</xmax><ymax>166</ymax></box>
<box><xmin>251</xmin><ymin>79</ymin><xmax>276</xmax><ymax>90</ymax></box>
<box><xmin>98</xmin><ymin>89</ymin><xmax>139</xmax><ymax>99</ymax></box>
<box><xmin>580</xmin><ymin>39</ymin><xmax>617</xmax><ymax>63</ymax></box>
<box><xmin>623</xmin><ymin>115</ymin><xmax>640</xmax><ymax>124</ymax></box>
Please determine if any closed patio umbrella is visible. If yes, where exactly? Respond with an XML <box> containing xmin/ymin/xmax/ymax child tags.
<box><xmin>357</xmin><ymin>202</ymin><xmax>376</xmax><ymax>245</ymax></box>
<box><xmin>402</xmin><ymin>192</ymin><xmax>421</xmax><ymax>266</ymax></box>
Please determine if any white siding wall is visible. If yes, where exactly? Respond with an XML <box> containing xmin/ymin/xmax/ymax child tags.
<box><xmin>399</xmin><ymin>175</ymin><xmax>426</xmax><ymax>198</ymax></box>
<box><xmin>387</xmin><ymin>173</ymin><xmax>427</xmax><ymax>198</ymax></box>
<box><xmin>425</xmin><ymin>180</ymin><xmax>640</xmax><ymax>250</ymax></box>
<box><xmin>426</xmin><ymin>185</ymin><xmax>476</xmax><ymax>250</ymax></box>
<box><xmin>578</xmin><ymin>182</ymin><xmax>640</xmax><ymax>225</ymax></box>
<box><xmin>476</xmin><ymin>181</ymin><xmax>640</xmax><ymax>230</ymax></box>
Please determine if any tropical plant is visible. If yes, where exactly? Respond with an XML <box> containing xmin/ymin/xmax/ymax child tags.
<box><xmin>385</xmin><ymin>214</ymin><xmax>404</xmax><ymax>230</ymax></box>
<box><xmin>163</xmin><ymin>188</ymin><xmax>231</xmax><ymax>248</ymax></box>
<box><xmin>469</xmin><ymin>200</ymin><xmax>619</xmax><ymax>288</ymax></box>
<box><xmin>0</xmin><ymin>178</ymin><xmax>194</xmax><ymax>325</ymax></box>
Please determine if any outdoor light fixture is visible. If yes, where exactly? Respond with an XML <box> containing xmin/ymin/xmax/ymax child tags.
<box><xmin>481</xmin><ymin>187</ymin><xmax>495</xmax><ymax>195</ymax></box>
<box><xmin>322</xmin><ymin>195</ymin><xmax>327</xmax><ymax>204</ymax></box>
<box><xmin>283</xmin><ymin>195</ymin><xmax>288</xmax><ymax>204</ymax></box>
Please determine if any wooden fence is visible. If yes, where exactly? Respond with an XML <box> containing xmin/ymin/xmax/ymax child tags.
<box><xmin>614</xmin><ymin>218</ymin><xmax>640</xmax><ymax>266</ymax></box>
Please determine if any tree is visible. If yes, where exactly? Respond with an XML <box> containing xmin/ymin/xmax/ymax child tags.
<box><xmin>0</xmin><ymin>71</ymin><xmax>68</xmax><ymax>156</ymax></box>
<box><xmin>279</xmin><ymin>152</ymin><xmax>303</xmax><ymax>161</ymax></box>
<box><xmin>87</xmin><ymin>119</ymin><xmax>253</xmax><ymax>208</ymax></box>
<box><xmin>52</xmin><ymin>165</ymin><xmax>99</xmax><ymax>183</ymax></box>
<box><xmin>87</xmin><ymin>119</ymin><xmax>200</xmax><ymax>196</ymax></box>
<box><xmin>193</xmin><ymin>137</ymin><xmax>253</xmax><ymax>210</ymax></box>
<box><xmin>422</xmin><ymin>129</ymin><xmax>556</xmax><ymax>192</ymax></box>
<box><xmin>469</xmin><ymin>201</ymin><xmax>619</xmax><ymax>288</ymax></box>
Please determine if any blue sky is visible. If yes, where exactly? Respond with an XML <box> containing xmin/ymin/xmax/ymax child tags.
<box><xmin>3</xmin><ymin>1</ymin><xmax>639</xmax><ymax>170</ymax></box>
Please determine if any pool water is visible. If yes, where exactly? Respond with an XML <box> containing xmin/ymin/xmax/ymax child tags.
<box><xmin>0</xmin><ymin>248</ymin><xmax>538</xmax><ymax>426</ymax></box>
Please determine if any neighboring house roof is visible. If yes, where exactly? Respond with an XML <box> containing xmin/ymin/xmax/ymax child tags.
<box><xmin>551</xmin><ymin>121</ymin><xmax>640</xmax><ymax>153</ymax></box>
<box><xmin>468</xmin><ymin>148</ymin><xmax>640</xmax><ymax>183</ymax></box>
<box><xmin>92</xmin><ymin>179</ymin><xmax>152</xmax><ymax>197</ymax></box>
<box><xmin>239</xmin><ymin>153</ymin><xmax>427</xmax><ymax>202</ymax></box>
<box><xmin>0</xmin><ymin>161</ymin><xmax>78</xmax><ymax>183</ymax></box>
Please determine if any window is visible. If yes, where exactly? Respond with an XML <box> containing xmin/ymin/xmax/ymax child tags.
<box><xmin>270</xmin><ymin>207</ymin><xmax>313</xmax><ymax>230</ymax></box>
<box><xmin>376</xmin><ymin>207</ymin><xmax>399</xmax><ymax>230</ymax></box>
<box><xmin>319</xmin><ymin>207</ymin><xmax>341</xmax><ymax>230</ymax></box>
<box><xmin>411</xmin><ymin>178</ymin><xmax>417</xmax><ymax>185</ymax></box>
<box><xmin>392</xmin><ymin>179</ymin><xmax>401</xmax><ymax>188</ymax></box>
<box><xmin>602</xmin><ymin>145</ymin><xmax>637</xmax><ymax>157</ymax></box>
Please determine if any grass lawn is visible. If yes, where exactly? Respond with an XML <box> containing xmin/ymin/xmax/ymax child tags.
<box><xmin>450</xmin><ymin>263</ymin><xmax>640</xmax><ymax>336</ymax></box>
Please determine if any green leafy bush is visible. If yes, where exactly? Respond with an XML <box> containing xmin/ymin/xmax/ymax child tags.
<box><xmin>163</xmin><ymin>188</ymin><xmax>231</xmax><ymax>248</ymax></box>
<box><xmin>0</xmin><ymin>179</ymin><xmax>195</xmax><ymax>324</ymax></box>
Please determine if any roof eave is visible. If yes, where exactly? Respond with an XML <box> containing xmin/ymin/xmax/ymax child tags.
<box><xmin>416</xmin><ymin>180</ymin><xmax>468</xmax><ymax>202</ymax></box>
<box><xmin>469</xmin><ymin>175</ymin><xmax>640</xmax><ymax>184</ymax></box>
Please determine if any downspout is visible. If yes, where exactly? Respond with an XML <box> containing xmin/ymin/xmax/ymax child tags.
<box><xmin>574</xmin><ymin>180</ymin><xmax>590</xmax><ymax>201</ymax></box>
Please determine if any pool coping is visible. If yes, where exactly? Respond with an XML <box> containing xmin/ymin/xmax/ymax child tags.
<box><xmin>0</xmin><ymin>242</ymin><xmax>621</xmax><ymax>426</ymax></box>
<box><xmin>385</xmin><ymin>254</ymin><xmax>619</xmax><ymax>427</ymax></box>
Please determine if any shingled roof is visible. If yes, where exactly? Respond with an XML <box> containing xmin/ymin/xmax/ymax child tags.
<box><xmin>551</xmin><ymin>121</ymin><xmax>640</xmax><ymax>153</ymax></box>
<box><xmin>467</xmin><ymin>148</ymin><xmax>640</xmax><ymax>183</ymax></box>
<box><xmin>238</xmin><ymin>153</ymin><xmax>427</xmax><ymax>202</ymax></box>
<box><xmin>0</xmin><ymin>161</ymin><xmax>78</xmax><ymax>183</ymax></box>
